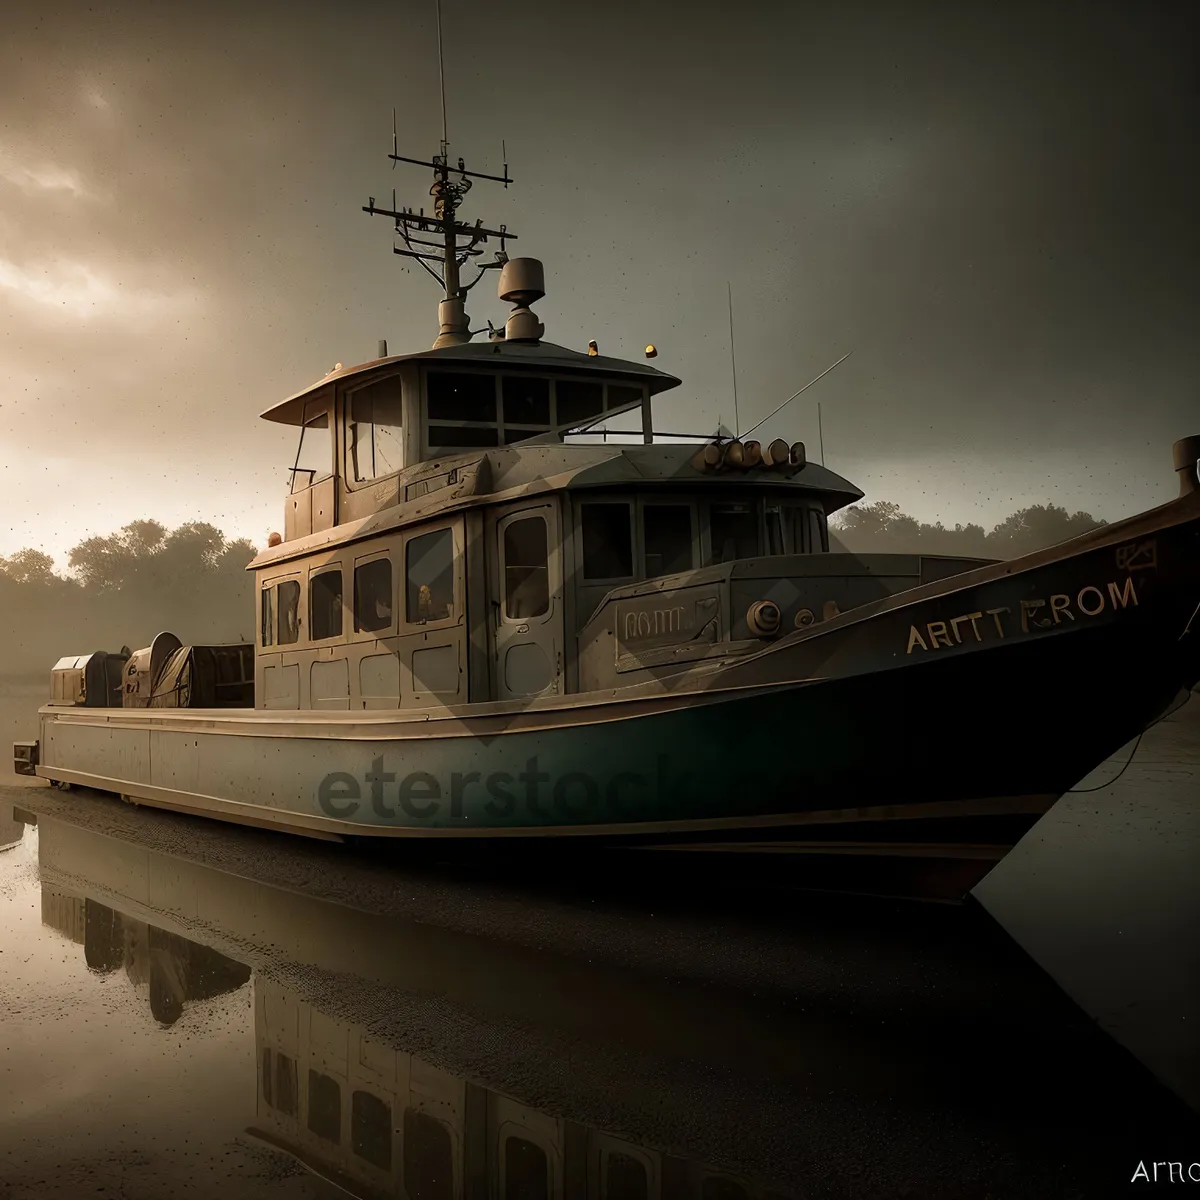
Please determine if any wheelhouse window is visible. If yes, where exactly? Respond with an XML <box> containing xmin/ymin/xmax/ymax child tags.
<box><xmin>643</xmin><ymin>504</ymin><xmax>694</xmax><ymax>577</ymax></box>
<box><xmin>504</xmin><ymin>516</ymin><xmax>550</xmax><ymax>619</ymax></box>
<box><xmin>354</xmin><ymin>558</ymin><xmax>393</xmax><ymax>633</ymax></box>
<box><xmin>350</xmin><ymin>376</ymin><xmax>404</xmax><ymax>482</ymax></box>
<box><xmin>606</xmin><ymin>384</ymin><xmax>644</xmax><ymax>414</ymax></box>
<box><xmin>555</xmin><ymin>379</ymin><xmax>604</xmax><ymax>426</ymax></box>
<box><xmin>710</xmin><ymin>504</ymin><xmax>760</xmax><ymax>565</ymax></box>
<box><xmin>309</xmin><ymin>569</ymin><xmax>343</xmax><ymax>640</ymax></box>
<box><xmin>502</xmin><ymin>376</ymin><xmax>550</xmax><ymax>426</ymax></box>
<box><xmin>291</xmin><ymin>408</ymin><xmax>332</xmax><ymax>494</ymax></box>
<box><xmin>351</xmin><ymin>1090</ymin><xmax>392</xmax><ymax>1171</ymax></box>
<box><xmin>307</xmin><ymin>1070</ymin><xmax>341</xmax><ymax>1144</ymax></box>
<box><xmin>406</xmin><ymin>527</ymin><xmax>455</xmax><ymax>623</ymax></box>
<box><xmin>404</xmin><ymin>1110</ymin><xmax>453</xmax><ymax>1200</ymax></box>
<box><xmin>581</xmin><ymin>502</ymin><xmax>634</xmax><ymax>580</ymax></box>
<box><xmin>277</xmin><ymin>580</ymin><xmax>300</xmax><ymax>644</ymax></box>
<box><xmin>427</xmin><ymin>372</ymin><xmax>648</xmax><ymax>450</ymax></box>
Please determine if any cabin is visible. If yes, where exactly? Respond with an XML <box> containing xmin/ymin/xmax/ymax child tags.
<box><xmin>247</xmin><ymin>301</ymin><xmax>886</xmax><ymax>713</ymax></box>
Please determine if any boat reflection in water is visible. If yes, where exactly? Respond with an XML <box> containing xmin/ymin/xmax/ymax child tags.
<box><xmin>30</xmin><ymin>799</ymin><xmax>1198</xmax><ymax>1199</ymax></box>
<box><xmin>36</xmin><ymin>816</ymin><xmax>796</xmax><ymax>1199</ymax></box>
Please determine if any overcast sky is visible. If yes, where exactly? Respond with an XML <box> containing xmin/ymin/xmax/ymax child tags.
<box><xmin>1</xmin><ymin>0</ymin><xmax>1196</xmax><ymax>565</ymax></box>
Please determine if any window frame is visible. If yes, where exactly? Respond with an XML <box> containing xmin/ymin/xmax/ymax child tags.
<box><xmin>260</xmin><ymin>573</ymin><xmax>303</xmax><ymax>648</ymax></box>
<box><xmin>499</xmin><ymin>511</ymin><xmax>552</xmax><ymax>623</ymax></box>
<box><xmin>401</xmin><ymin>518</ymin><xmax>464</xmax><ymax>633</ymax></box>
<box><xmin>308</xmin><ymin>564</ymin><xmax>345</xmax><ymax>642</ymax></box>
<box><xmin>578</xmin><ymin>498</ymin><xmax>637</xmax><ymax>585</ymax></box>
<box><xmin>421</xmin><ymin>366</ymin><xmax>648</xmax><ymax>456</ymax></box>
<box><xmin>638</xmin><ymin>498</ymin><xmax>699</xmax><ymax>578</ymax></box>
<box><xmin>342</xmin><ymin>371</ymin><xmax>406</xmax><ymax>493</ymax></box>
<box><xmin>351</xmin><ymin>549</ymin><xmax>397</xmax><ymax>640</ymax></box>
<box><xmin>290</xmin><ymin>399</ymin><xmax>334</xmax><ymax>497</ymax></box>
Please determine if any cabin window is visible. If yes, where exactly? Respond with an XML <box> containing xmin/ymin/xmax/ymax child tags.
<box><xmin>351</xmin><ymin>1090</ymin><xmax>392</xmax><ymax>1171</ymax></box>
<box><xmin>404</xmin><ymin>1110</ymin><xmax>453</xmax><ymax>1200</ymax></box>
<box><xmin>556</xmin><ymin>379</ymin><xmax>604</xmax><ymax>426</ymax></box>
<box><xmin>809</xmin><ymin>507</ymin><xmax>829</xmax><ymax>552</ymax></box>
<box><xmin>350</xmin><ymin>376</ymin><xmax>404</xmax><ymax>482</ymax></box>
<box><xmin>309</xmin><ymin>569</ymin><xmax>343</xmax><ymax>640</ymax></box>
<box><xmin>643</xmin><ymin>504</ymin><xmax>693</xmax><ymax>576</ymax></box>
<box><xmin>354</xmin><ymin>558</ymin><xmax>393</xmax><ymax>633</ymax></box>
<box><xmin>406</xmin><ymin>527</ymin><xmax>455</xmax><ymax>623</ymax></box>
<box><xmin>605</xmin><ymin>1152</ymin><xmax>649</xmax><ymax>1199</ymax></box>
<box><xmin>260</xmin><ymin>588</ymin><xmax>273</xmax><ymax>646</ymax></box>
<box><xmin>710</xmin><ymin>504</ymin><xmax>759</xmax><ymax>564</ymax></box>
<box><xmin>504</xmin><ymin>516</ymin><xmax>550</xmax><ymax>618</ymax></box>
<box><xmin>274</xmin><ymin>1051</ymin><xmax>297</xmax><ymax>1116</ymax></box>
<box><xmin>277</xmin><ymin>580</ymin><xmax>300</xmax><ymax>644</ymax></box>
<box><xmin>581</xmin><ymin>502</ymin><xmax>634</xmax><ymax>580</ymax></box>
<box><xmin>307</xmin><ymin>1070</ymin><xmax>341</xmax><ymax>1144</ymax></box>
<box><xmin>502</xmin><ymin>376</ymin><xmax>551</xmax><ymax>426</ymax></box>
<box><xmin>291</xmin><ymin>410</ymin><xmax>332</xmax><ymax>494</ymax></box>
<box><xmin>505</xmin><ymin>1136</ymin><xmax>549</xmax><ymax>1200</ymax></box>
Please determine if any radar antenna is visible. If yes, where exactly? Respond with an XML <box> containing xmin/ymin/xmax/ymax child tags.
<box><xmin>363</xmin><ymin>0</ymin><xmax>516</xmax><ymax>348</ymax></box>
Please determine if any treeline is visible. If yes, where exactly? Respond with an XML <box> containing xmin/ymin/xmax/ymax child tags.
<box><xmin>1</xmin><ymin>521</ymin><xmax>257</xmax><ymax>678</ymax></box>
<box><xmin>831</xmin><ymin>500</ymin><xmax>1107</xmax><ymax>559</ymax></box>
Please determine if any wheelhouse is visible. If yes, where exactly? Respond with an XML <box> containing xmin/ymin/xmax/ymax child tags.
<box><xmin>248</xmin><ymin>335</ymin><xmax>866</xmax><ymax>711</ymax></box>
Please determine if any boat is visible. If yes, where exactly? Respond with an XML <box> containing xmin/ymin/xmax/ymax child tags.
<box><xmin>12</xmin><ymin>103</ymin><xmax>1200</xmax><ymax>901</ymax></box>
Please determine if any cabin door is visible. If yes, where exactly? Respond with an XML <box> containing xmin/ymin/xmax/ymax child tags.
<box><xmin>491</xmin><ymin>502</ymin><xmax>563</xmax><ymax>701</ymax></box>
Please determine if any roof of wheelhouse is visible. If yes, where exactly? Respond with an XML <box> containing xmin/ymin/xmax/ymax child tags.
<box><xmin>261</xmin><ymin>340</ymin><xmax>683</xmax><ymax>426</ymax></box>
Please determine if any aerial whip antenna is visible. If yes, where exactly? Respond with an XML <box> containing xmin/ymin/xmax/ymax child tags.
<box><xmin>436</xmin><ymin>0</ymin><xmax>448</xmax><ymax>152</ymax></box>
<box><xmin>728</xmin><ymin>282</ymin><xmax>740</xmax><ymax>438</ymax></box>
<box><xmin>740</xmin><ymin>351</ymin><xmax>852</xmax><ymax>440</ymax></box>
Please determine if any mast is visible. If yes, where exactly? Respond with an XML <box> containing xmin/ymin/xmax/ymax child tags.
<box><xmin>362</xmin><ymin>2</ymin><xmax>516</xmax><ymax>349</ymax></box>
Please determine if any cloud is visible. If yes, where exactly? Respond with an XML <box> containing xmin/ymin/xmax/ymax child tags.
<box><xmin>0</xmin><ymin>256</ymin><xmax>200</xmax><ymax>322</ymax></box>
<box><xmin>0</xmin><ymin>147</ymin><xmax>95</xmax><ymax>199</ymax></box>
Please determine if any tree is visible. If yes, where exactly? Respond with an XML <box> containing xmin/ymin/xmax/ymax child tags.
<box><xmin>0</xmin><ymin>548</ymin><xmax>58</xmax><ymax>585</ymax></box>
<box><xmin>833</xmin><ymin>500</ymin><xmax>1106</xmax><ymax>559</ymax></box>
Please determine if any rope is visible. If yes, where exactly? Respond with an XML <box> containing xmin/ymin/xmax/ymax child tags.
<box><xmin>1067</xmin><ymin>694</ymin><xmax>1189</xmax><ymax>793</ymax></box>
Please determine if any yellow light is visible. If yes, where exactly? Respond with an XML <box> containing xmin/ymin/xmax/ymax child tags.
<box><xmin>644</xmin><ymin>344</ymin><xmax>658</xmax><ymax>358</ymax></box>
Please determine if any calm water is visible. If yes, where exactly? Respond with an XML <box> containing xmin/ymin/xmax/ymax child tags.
<box><xmin>1</xmin><ymin>700</ymin><xmax>1198</xmax><ymax>1199</ymax></box>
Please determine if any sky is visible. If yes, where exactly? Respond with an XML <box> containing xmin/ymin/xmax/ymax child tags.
<box><xmin>1</xmin><ymin>0</ymin><xmax>1197</xmax><ymax>566</ymax></box>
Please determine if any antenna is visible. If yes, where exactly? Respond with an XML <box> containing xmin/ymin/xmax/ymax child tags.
<box><xmin>363</xmin><ymin>1</ymin><xmax>516</xmax><ymax>348</ymax></box>
<box><xmin>435</xmin><ymin>0</ymin><xmax>448</xmax><ymax>152</ymax></box>
<box><xmin>728</xmin><ymin>282</ymin><xmax>740</xmax><ymax>438</ymax></box>
<box><xmin>740</xmin><ymin>351</ymin><xmax>852</xmax><ymax>440</ymax></box>
<box><xmin>818</xmin><ymin>401</ymin><xmax>825</xmax><ymax>464</ymax></box>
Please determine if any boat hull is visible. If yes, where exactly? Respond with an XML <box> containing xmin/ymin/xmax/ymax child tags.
<box><xmin>26</xmin><ymin>490</ymin><xmax>1200</xmax><ymax>900</ymax></box>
